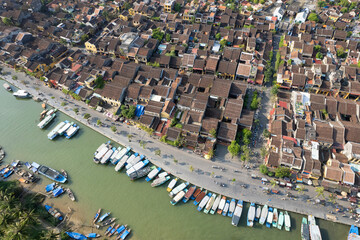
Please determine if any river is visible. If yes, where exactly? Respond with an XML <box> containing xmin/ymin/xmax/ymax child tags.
<box><xmin>0</xmin><ymin>80</ymin><xmax>348</xmax><ymax>240</ymax></box>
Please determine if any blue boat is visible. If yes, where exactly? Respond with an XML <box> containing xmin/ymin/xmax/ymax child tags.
<box><xmin>93</xmin><ymin>208</ymin><xmax>101</xmax><ymax>224</ymax></box>
<box><xmin>45</xmin><ymin>182</ymin><xmax>56</xmax><ymax>192</ymax></box>
<box><xmin>0</xmin><ymin>167</ymin><xmax>7</xmax><ymax>175</ymax></box>
<box><xmin>116</xmin><ymin>225</ymin><xmax>127</xmax><ymax>235</ymax></box>
<box><xmin>105</xmin><ymin>223</ymin><xmax>115</xmax><ymax>235</ymax></box>
<box><xmin>222</xmin><ymin>200</ymin><xmax>230</xmax><ymax>216</ymax></box>
<box><xmin>120</xmin><ymin>229</ymin><xmax>131</xmax><ymax>240</ymax></box>
<box><xmin>38</xmin><ymin>164</ymin><xmax>67</xmax><ymax>183</ymax></box>
<box><xmin>66</xmin><ymin>232</ymin><xmax>87</xmax><ymax>240</ymax></box>
<box><xmin>349</xmin><ymin>225</ymin><xmax>359</xmax><ymax>239</ymax></box>
<box><xmin>25</xmin><ymin>162</ymin><xmax>32</xmax><ymax>169</ymax></box>
<box><xmin>52</xmin><ymin>186</ymin><xmax>64</xmax><ymax>197</ymax></box>
<box><xmin>86</xmin><ymin>233</ymin><xmax>100</xmax><ymax>238</ymax></box>
<box><xmin>45</xmin><ymin>205</ymin><xmax>63</xmax><ymax>221</ymax></box>
<box><xmin>3</xmin><ymin>169</ymin><xmax>13</xmax><ymax>179</ymax></box>
<box><xmin>97</xmin><ymin>212</ymin><xmax>111</xmax><ymax>223</ymax></box>
<box><xmin>197</xmin><ymin>193</ymin><xmax>212</xmax><ymax>211</ymax></box>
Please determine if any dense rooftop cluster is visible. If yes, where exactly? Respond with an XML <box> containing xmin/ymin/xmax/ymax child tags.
<box><xmin>0</xmin><ymin>0</ymin><xmax>359</xmax><ymax>162</ymax></box>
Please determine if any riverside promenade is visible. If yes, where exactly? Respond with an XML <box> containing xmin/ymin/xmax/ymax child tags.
<box><xmin>2</xmin><ymin>65</ymin><xmax>355</xmax><ymax>227</ymax></box>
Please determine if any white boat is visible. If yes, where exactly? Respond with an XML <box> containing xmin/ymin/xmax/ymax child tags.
<box><xmin>46</xmin><ymin>109</ymin><xmax>56</xmax><ymax>116</ymax></box>
<box><xmin>13</xmin><ymin>90</ymin><xmax>31</xmax><ymax>98</ymax></box>
<box><xmin>259</xmin><ymin>205</ymin><xmax>268</xmax><ymax>225</ymax></box>
<box><xmin>151</xmin><ymin>176</ymin><xmax>171</xmax><ymax>187</ymax></box>
<box><xmin>167</xmin><ymin>178</ymin><xmax>178</xmax><ymax>192</ymax></box>
<box><xmin>3</xmin><ymin>83</ymin><xmax>11</xmax><ymax>91</ymax></box>
<box><xmin>110</xmin><ymin>148</ymin><xmax>120</xmax><ymax>161</ymax></box>
<box><xmin>145</xmin><ymin>167</ymin><xmax>161</xmax><ymax>182</ymax></box>
<box><xmin>246</xmin><ymin>202</ymin><xmax>256</xmax><ymax>227</ymax></box>
<box><xmin>255</xmin><ymin>206</ymin><xmax>261</xmax><ymax>221</ymax></box>
<box><xmin>126</xmin><ymin>160</ymin><xmax>149</xmax><ymax>176</ymax></box>
<box><xmin>125</xmin><ymin>153</ymin><xmax>138</xmax><ymax>166</ymax></box>
<box><xmin>95</xmin><ymin>143</ymin><xmax>106</xmax><ymax>154</ymax></box>
<box><xmin>94</xmin><ymin>145</ymin><xmax>110</xmax><ymax>163</ymax></box>
<box><xmin>310</xmin><ymin>224</ymin><xmax>322</xmax><ymax>240</ymax></box>
<box><xmin>228</xmin><ymin>199</ymin><xmax>236</xmax><ymax>217</ymax></box>
<box><xmin>37</xmin><ymin>113</ymin><xmax>56</xmax><ymax>129</ymax></box>
<box><xmin>308</xmin><ymin>215</ymin><xmax>316</xmax><ymax>225</ymax></box>
<box><xmin>284</xmin><ymin>211</ymin><xmax>291</xmax><ymax>231</ymax></box>
<box><xmin>64</xmin><ymin>124</ymin><xmax>79</xmax><ymax>139</ymax></box>
<box><xmin>210</xmin><ymin>195</ymin><xmax>221</xmax><ymax>214</ymax></box>
<box><xmin>169</xmin><ymin>182</ymin><xmax>189</xmax><ymax>197</ymax></box>
<box><xmin>266</xmin><ymin>208</ymin><xmax>274</xmax><ymax>228</ymax></box>
<box><xmin>47</xmin><ymin>121</ymin><xmax>66</xmax><ymax>140</ymax></box>
<box><xmin>232</xmin><ymin>200</ymin><xmax>244</xmax><ymax>226</ymax></box>
<box><xmin>99</xmin><ymin>148</ymin><xmax>114</xmax><ymax>164</ymax></box>
<box><xmin>197</xmin><ymin>193</ymin><xmax>211</xmax><ymax>211</ymax></box>
<box><xmin>114</xmin><ymin>154</ymin><xmax>130</xmax><ymax>171</ymax></box>
<box><xmin>157</xmin><ymin>171</ymin><xmax>168</xmax><ymax>179</ymax></box>
<box><xmin>217</xmin><ymin>197</ymin><xmax>226</xmax><ymax>214</ymax></box>
<box><xmin>57</xmin><ymin>121</ymin><xmax>71</xmax><ymax>135</ymax></box>
<box><xmin>126</xmin><ymin>154</ymin><xmax>144</xmax><ymax>169</ymax></box>
<box><xmin>170</xmin><ymin>190</ymin><xmax>186</xmax><ymax>205</ymax></box>
<box><xmin>222</xmin><ymin>200</ymin><xmax>230</xmax><ymax>216</ymax></box>
<box><xmin>112</xmin><ymin>147</ymin><xmax>131</xmax><ymax>164</ymax></box>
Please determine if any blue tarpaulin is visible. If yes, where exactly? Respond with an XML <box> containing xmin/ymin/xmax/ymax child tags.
<box><xmin>74</xmin><ymin>86</ymin><xmax>83</xmax><ymax>95</ymax></box>
<box><xmin>135</xmin><ymin>105</ymin><xmax>145</xmax><ymax>117</ymax></box>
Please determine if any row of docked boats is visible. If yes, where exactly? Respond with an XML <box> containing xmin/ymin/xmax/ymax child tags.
<box><xmin>92</xmin><ymin>208</ymin><xmax>131</xmax><ymax>240</ymax></box>
<box><xmin>47</xmin><ymin>120</ymin><xmax>80</xmax><ymax>140</ymax></box>
<box><xmin>91</xmin><ymin>142</ymin><xmax>296</xmax><ymax>234</ymax></box>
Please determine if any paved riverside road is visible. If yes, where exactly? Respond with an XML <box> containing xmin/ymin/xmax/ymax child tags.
<box><xmin>1</xmin><ymin>65</ymin><xmax>356</xmax><ymax>226</ymax></box>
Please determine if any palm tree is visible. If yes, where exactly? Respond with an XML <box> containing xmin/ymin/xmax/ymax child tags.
<box><xmin>315</xmin><ymin>186</ymin><xmax>325</xmax><ymax>199</ymax></box>
<box><xmin>40</xmin><ymin>230</ymin><xmax>59</xmax><ymax>240</ymax></box>
<box><xmin>296</xmin><ymin>185</ymin><xmax>305</xmax><ymax>195</ymax></box>
<box><xmin>127</xmin><ymin>134</ymin><xmax>133</xmax><ymax>142</ymax></box>
<box><xmin>270</xmin><ymin>179</ymin><xmax>277</xmax><ymax>188</ymax></box>
<box><xmin>328</xmin><ymin>193</ymin><xmax>336</xmax><ymax>204</ymax></box>
<box><xmin>189</xmin><ymin>165</ymin><xmax>194</xmax><ymax>172</ymax></box>
<box><xmin>155</xmin><ymin>149</ymin><xmax>161</xmax><ymax>156</ymax></box>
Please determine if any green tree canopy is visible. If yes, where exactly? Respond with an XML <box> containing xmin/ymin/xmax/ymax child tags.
<box><xmin>275</xmin><ymin>167</ymin><xmax>291</xmax><ymax>178</ymax></box>
<box><xmin>228</xmin><ymin>140</ymin><xmax>241</xmax><ymax>158</ymax></box>
<box><xmin>152</xmin><ymin>28</ymin><xmax>164</xmax><ymax>42</ymax></box>
<box><xmin>121</xmin><ymin>105</ymin><xmax>136</xmax><ymax>119</ymax></box>
<box><xmin>215</xmin><ymin>33</ymin><xmax>221</xmax><ymax>40</ymax></box>
<box><xmin>2</xmin><ymin>17</ymin><xmax>13</xmax><ymax>26</ymax></box>
<box><xmin>259</xmin><ymin>164</ymin><xmax>269</xmax><ymax>175</ymax></box>
<box><xmin>316</xmin><ymin>52</ymin><xmax>323</xmax><ymax>59</ymax></box>
<box><xmin>308</xmin><ymin>13</ymin><xmax>319</xmax><ymax>22</ymax></box>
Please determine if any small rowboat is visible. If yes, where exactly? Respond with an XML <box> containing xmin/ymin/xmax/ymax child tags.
<box><xmin>66</xmin><ymin>188</ymin><xmax>76</xmax><ymax>201</ymax></box>
<box><xmin>93</xmin><ymin>208</ymin><xmax>101</xmax><ymax>224</ymax></box>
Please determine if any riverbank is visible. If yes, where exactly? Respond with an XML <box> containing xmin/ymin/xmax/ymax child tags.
<box><xmin>1</xmin><ymin>65</ymin><xmax>355</xmax><ymax>228</ymax></box>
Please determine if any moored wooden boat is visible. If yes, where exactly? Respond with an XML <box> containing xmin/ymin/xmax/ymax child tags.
<box><xmin>66</xmin><ymin>188</ymin><xmax>76</xmax><ymax>201</ymax></box>
<box><xmin>204</xmin><ymin>193</ymin><xmax>216</xmax><ymax>214</ymax></box>
<box><xmin>93</xmin><ymin>208</ymin><xmax>101</xmax><ymax>224</ymax></box>
<box><xmin>191</xmin><ymin>187</ymin><xmax>202</xmax><ymax>200</ymax></box>
<box><xmin>272</xmin><ymin>208</ymin><xmax>278</xmax><ymax>228</ymax></box>
<box><xmin>284</xmin><ymin>211</ymin><xmax>291</xmax><ymax>231</ymax></box>
<box><xmin>183</xmin><ymin>185</ymin><xmax>196</xmax><ymax>203</ymax></box>
<box><xmin>210</xmin><ymin>194</ymin><xmax>221</xmax><ymax>214</ymax></box>
<box><xmin>277</xmin><ymin>211</ymin><xmax>284</xmax><ymax>230</ymax></box>
<box><xmin>227</xmin><ymin>198</ymin><xmax>236</xmax><ymax>217</ymax></box>
<box><xmin>222</xmin><ymin>200</ymin><xmax>230</xmax><ymax>216</ymax></box>
<box><xmin>194</xmin><ymin>189</ymin><xmax>207</xmax><ymax>206</ymax></box>
<box><xmin>217</xmin><ymin>196</ymin><xmax>226</xmax><ymax>215</ymax></box>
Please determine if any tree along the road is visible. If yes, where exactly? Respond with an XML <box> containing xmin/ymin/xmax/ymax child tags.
<box><xmin>121</xmin><ymin>105</ymin><xmax>136</xmax><ymax>119</ymax></box>
<box><xmin>96</xmin><ymin>119</ymin><xmax>101</xmax><ymax>126</ymax></box>
<box><xmin>155</xmin><ymin>149</ymin><xmax>161</xmax><ymax>156</ymax></box>
<box><xmin>111</xmin><ymin>125</ymin><xmax>117</xmax><ymax>132</ymax></box>
<box><xmin>228</xmin><ymin>140</ymin><xmax>241</xmax><ymax>158</ymax></box>
<box><xmin>83</xmin><ymin>113</ymin><xmax>91</xmax><ymax>119</ymax></box>
<box><xmin>259</xmin><ymin>164</ymin><xmax>269</xmax><ymax>175</ymax></box>
<box><xmin>275</xmin><ymin>167</ymin><xmax>290</xmax><ymax>178</ymax></box>
<box><xmin>315</xmin><ymin>186</ymin><xmax>325</xmax><ymax>199</ymax></box>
